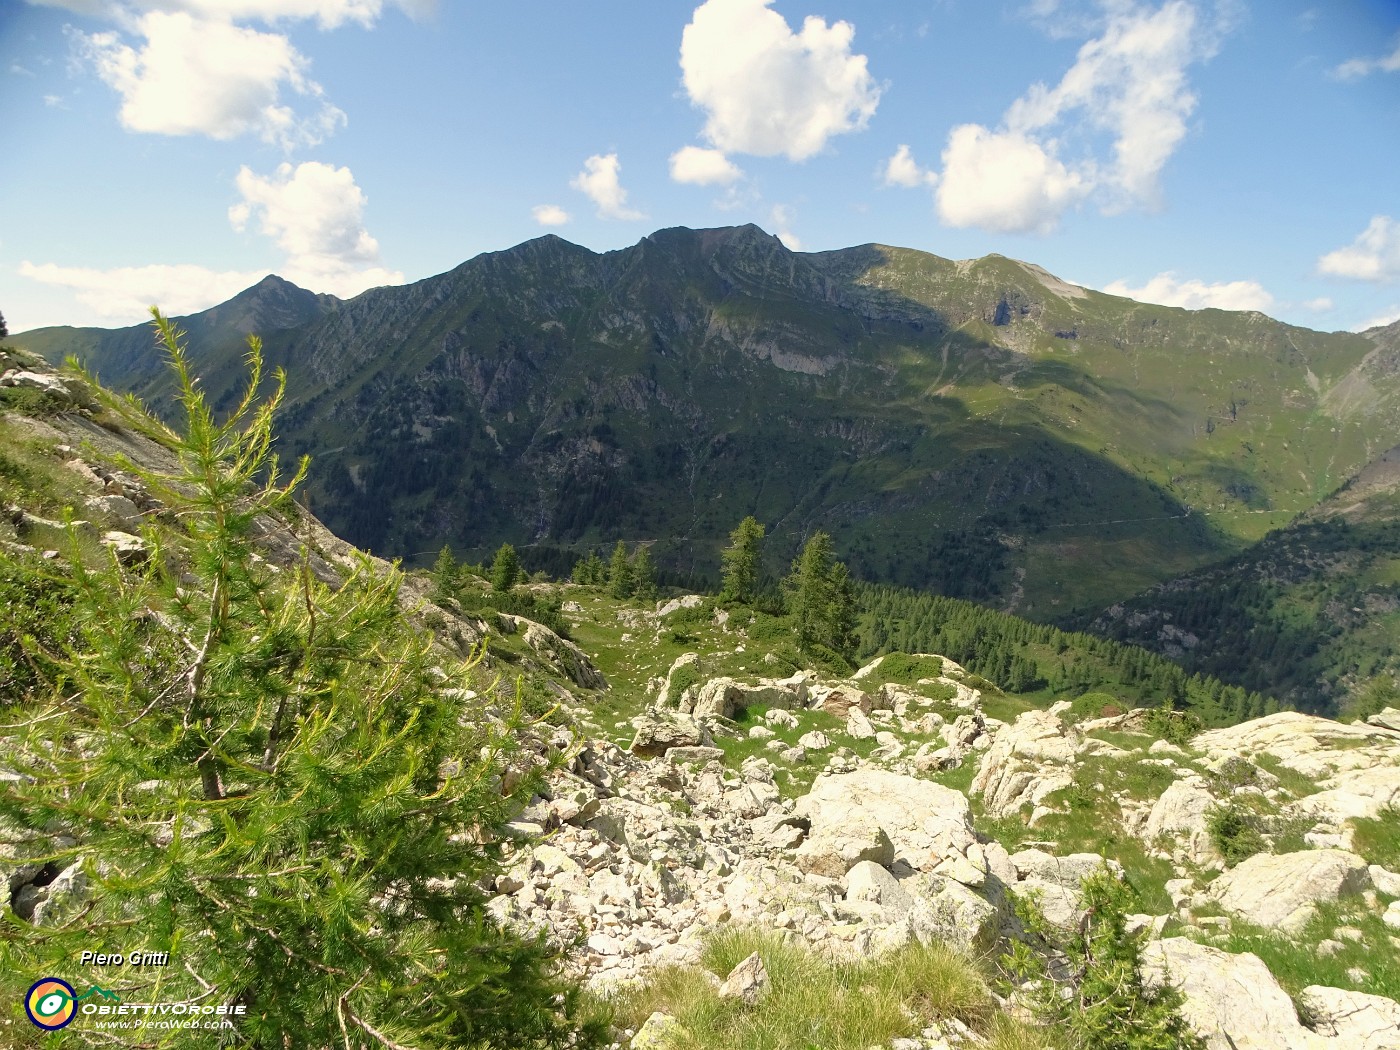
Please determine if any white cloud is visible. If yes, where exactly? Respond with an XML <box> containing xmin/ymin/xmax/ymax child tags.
<box><xmin>770</xmin><ymin>204</ymin><xmax>801</xmax><ymax>250</ymax></box>
<box><xmin>569</xmin><ymin>153</ymin><xmax>645</xmax><ymax>221</ymax></box>
<box><xmin>74</xmin><ymin>11</ymin><xmax>344</xmax><ymax>147</ymax></box>
<box><xmin>669</xmin><ymin>145</ymin><xmax>744</xmax><ymax>186</ymax></box>
<box><xmin>1303</xmin><ymin>297</ymin><xmax>1333</xmax><ymax>311</ymax></box>
<box><xmin>28</xmin><ymin>1</ymin><xmax>422</xmax><ymax>29</ymax></box>
<box><xmin>929</xmin><ymin>0</ymin><xmax>1219</xmax><ymax>234</ymax></box>
<box><xmin>936</xmin><ymin>125</ymin><xmax>1089</xmax><ymax>234</ymax></box>
<box><xmin>17</xmin><ymin>261</ymin><xmax>270</xmax><ymax>323</ymax></box>
<box><xmin>531</xmin><ymin>204</ymin><xmax>570</xmax><ymax>226</ymax></box>
<box><xmin>679</xmin><ymin>0</ymin><xmax>881</xmax><ymax>162</ymax></box>
<box><xmin>1333</xmin><ymin>38</ymin><xmax>1400</xmax><ymax>80</ymax></box>
<box><xmin>1355</xmin><ymin>307</ymin><xmax>1400</xmax><ymax>332</ymax></box>
<box><xmin>1317</xmin><ymin>216</ymin><xmax>1400</xmax><ymax>282</ymax></box>
<box><xmin>881</xmin><ymin>144</ymin><xmax>937</xmax><ymax>188</ymax></box>
<box><xmin>17</xmin><ymin>159</ymin><xmax>400</xmax><ymax>324</ymax></box>
<box><xmin>230</xmin><ymin>161</ymin><xmax>403</xmax><ymax>296</ymax></box>
<box><xmin>1101</xmin><ymin>271</ymin><xmax>1274</xmax><ymax>312</ymax></box>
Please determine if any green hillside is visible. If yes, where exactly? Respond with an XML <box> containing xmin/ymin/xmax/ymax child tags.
<box><xmin>1087</xmin><ymin>437</ymin><xmax>1400</xmax><ymax>716</ymax></box>
<box><xmin>16</xmin><ymin>227</ymin><xmax>1400</xmax><ymax>628</ymax></box>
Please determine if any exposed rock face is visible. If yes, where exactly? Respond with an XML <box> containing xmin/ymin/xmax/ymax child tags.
<box><xmin>655</xmin><ymin>652</ymin><xmax>701</xmax><ymax>708</ymax></box>
<box><xmin>1300</xmin><ymin>986</ymin><xmax>1400</xmax><ymax>1049</ymax></box>
<box><xmin>971</xmin><ymin>708</ymin><xmax>1078</xmax><ymax>818</ymax></box>
<box><xmin>844</xmin><ymin>860</ymin><xmax>914</xmax><ymax>919</ymax></box>
<box><xmin>681</xmin><ymin>676</ymin><xmax>805</xmax><ymax>719</ymax></box>
<box><xmin>815</xmin><ymin>683</ymin><xmax>874</xmax><ymax>718</ymax></box>
<box><xmin>522</xmin><ymin>622</ymin><xmax>607</xmax><ymax>690</ymax></box>
<box><xmin>1210</xmin><ymin>849</ymin><xmax>1370</xmax><ymax>933</ymax></box>
<box><xmin>1141</xmin><ymin>777</ymin><xmax>1222</xmax><ymax>869</ymax></box>
<box><xmin>1143</xmin><ymin>938</ymin><xmax>1322</xmax><ymax>1050</ymax></box>
<box><xmin>794</xmin><ymin>768</ymin><xmax>980</xmax><ymax>878</ymax></box>
<box><xmin>1194</xmin><ymin>712</ymin><xmax>1394</xmax><ymax>782</ymax></box>
<box><xmin>629</xmin><ymin>715</ymin><xmax>704</xmax><ymax>758</ymax></box>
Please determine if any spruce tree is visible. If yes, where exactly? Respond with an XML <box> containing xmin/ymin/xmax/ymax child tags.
<box><xmin>432</xmin><ymin>542</ymin><xmax>459</xmax><ymax>599</ymax></box>
<box><xmin>0</xmin><ymin>310</ymin><xmax>605</xmax><ymax>1050</ymax></box>
<box><xmin>571</xmin><ymin>554</ymin><xmax>592</xmax><ymax>585</ymax></box>
<box><xmin>631</xmin><ymin>543</ymin><xmax>657</xmax><ymax>602</ymax></box>
<box><xmin>608</xmin><ymin>539</ymin><xmax>633</xmax><ymax>599</ymax></box>
<box><xmin>491</xmin><ymin>541</ymin><xmax>521</xmax><ymax>593</ymax></box>
<box><xmin>0</xmin><ymin>308</ymin><xmax>7</xmax><ymax>340</ymax></box>
<box><xmin>786</xmin><ymin>531</ymin><xmax>836</xmax><ymax>652</ymax></box>
<box><xmin>719</xmin><ymin>515</ymin><xmax>765</xmax><ymax>604</ymax></box>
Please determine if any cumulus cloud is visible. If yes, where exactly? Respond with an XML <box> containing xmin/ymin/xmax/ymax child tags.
<box><xmin>669</xmin><ymin>145</ymin><xmax>744</xmax><ymax>186</ymax></box>
<box><xmin>679</xmin><ymin>0</ymin><xmax>881</xmax><ymax>162</ymax></box>
<box><xmin>936</xmin><ymin>126</ymin><xmax>1089</xmax><ymax>233</ymax></box>
<box><xmin>1303</xmin><ymin>297</ymin><xmax>1333</xmax><ymax>312</ymax></box>
<box><xmin>1317</xmin><ymin>216</ymin><xmax>1400</xmax><ymax>283</ymax></box>
<box><xmin>1101</xmin><ymin>271</ymin><xmax>1274</xmax><ymax>312</ymax></box>
<box><xmin>531</xmin><ymin>204</ymin><xmax>570</xmax><ymax>226</ymax></box>
<box><xmin>18</xmin><ymin>159</ymin><xmax>401</xmax><ymax>323</ymax></box>
<box><xmin>17</xmin><ymin>261</ymin><xmax>270</xmax><ymax>322</ymax></box>
<box><xmin>74</xmin><ymin>11</ymin><xmax>344</xmax><ymax>147</ymax></box>
<box><xmin>881</xmin><ymin>144</ymin><xmax>936</xmax><ymax>188</ymax></box>
<box><xmin>1333</xmin><ymin>38</ymin><xmax>1400</xmax><ymax>80</ymax></box>
<box><xmin>769</xmin><ymin>204</ymin><xmax>801</xmax><ymax>250</ymax></box>
<box><xmin>229</xmin><ymin>161</ymin><xmax>403</xmax><ymax>296</ymax></box>
<box><xmin>570</xmin><ymin>153</ymin><xmax>645</xmax><ymax>221</ymax></box>
<box><xmin>929</xmin><ymin>0</ymin><xmax>1220</xmax><ymax>234</ymax></box>
<box><xmin>1355</xmin><ymin>307</ymin><xmax>1400</xmax><ymax>332</ymax></box>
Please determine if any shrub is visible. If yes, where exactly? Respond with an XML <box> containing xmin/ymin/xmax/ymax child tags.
<box><xmin>1002</xmin><ymin>869</ymin><xmax>1204</xmax><ymax>1050</ymax></box>
<box><xmin>1207</xmin><ymin>800</ymin><xmax>1267</xmax><ymax>867</ymax></box>
<box><xmin>1067</xmin><ymin>692</ymin><xmax>1122</xmax><ymax>722</ymax></box>
<box><xmin>1144</xmin><ymin>699</ymin><xmax>1201</xmax><ymax>746</ymax></box>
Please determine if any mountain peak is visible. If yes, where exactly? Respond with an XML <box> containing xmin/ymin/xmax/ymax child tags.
<box><xmin>211</xmin><ymin>274</ymin><xmax>338</xmax><ymax>334</ymax></box>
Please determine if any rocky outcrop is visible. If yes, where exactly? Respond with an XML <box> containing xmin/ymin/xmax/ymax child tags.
<box><xmin>1141</xmin><ymin>777</ymin><xmax>1222</xmax><ymax>869</ymax></box>
<box><xmin>665</xmin><ymin>673</ymin><xmax>808</xmax><ymax>720</ymax></box>
<box><xmin>1143</xmin><ymin>938</ymin><xmax>1323</xmax><ymax>1049</ymax></box>
<box><xmin>629</xmin><ymin>715</ymin><xmax>705</xmax><ymax>758</ymax></box>
<box><xmin>794</xmin><ymin>768</ymin><xmax>981</xmax><ymax>878</ymax></box>
<box><xmin>1008</xmin><ymin>850</ymin><xmax>1121</xmax><ymax>929</ymax></box>
<box><xmin>522</xmin><ymin>622</ymin><xmax>608</xmax><ymax>690</ymax></box>
<box><xmin>1300</xmin><ymin>986</ymin><xmax>1400</xmax><ymax>1049</ymax></box>
<box><xmin>1210</xmin><ymin>849</ymin><xmax>1370</xmax><ymax>933</ymax></box>
<box><xmin>971</xmin><ymin>708</ymin><xmax>1078</xmax><ymax>819</ymax></box>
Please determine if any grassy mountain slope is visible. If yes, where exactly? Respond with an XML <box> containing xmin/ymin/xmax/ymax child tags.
<box><xmin>16</xmin><ymin>227</ymin><xmax>1400</xmax><ymax>625</ymax></box>
<box><xmin>1087</xmin><ymin>429</ymin><xmax>1400</xmax><ymax>715</ymax></box>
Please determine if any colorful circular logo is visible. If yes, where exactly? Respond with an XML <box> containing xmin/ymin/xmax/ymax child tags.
<box><xmin>26</xmin><ymin>978</ymin><xmax>77</xmax><ymax>1031</ymax></box>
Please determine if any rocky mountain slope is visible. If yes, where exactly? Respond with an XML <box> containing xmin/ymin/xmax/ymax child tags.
<box><xmin>3</xmin><ymin>345</ymin><xmax>1400</xmax><ymax>1049</ymax></box>
<box><xmin>17</xmin><ymin>227</ymin><xmax>1400</xmax><ymax>626</ymax></box>
<box><xmin>476</xmin><ymin>589</ymin><xmax>1400</xmax><ymax>1049</ymax></box>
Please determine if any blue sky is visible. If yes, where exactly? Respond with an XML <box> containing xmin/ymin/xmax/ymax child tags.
<box><xmin>1</xmin><ymin>0</ymin><xmax>1398</xmax><ymax>334</ymax></box>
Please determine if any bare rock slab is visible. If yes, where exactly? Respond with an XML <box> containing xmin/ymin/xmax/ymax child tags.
<box><xmin>1211</xmin><ymin>849</ymin><xmax>1369</xmax><ymax>934</ymax></box>
<box><xmin>1300</xmin><ymin>986</ymin><xmax>1400</xmax><ymax>1049</ymax></box>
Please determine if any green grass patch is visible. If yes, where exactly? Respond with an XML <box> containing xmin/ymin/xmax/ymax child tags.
<box><xmin>1205</xmin><ymin>901</ymin><xmax>1400</xmax><ymax>1003</ymax></box>
<box><xmin>1348</xmin><ymin>806</ymin><xmax>1400</xmax><ymax>871</ymax></box>
<box><xmin>605</xmin><ymin>926</ymin><xmax>999</xmax><ymax>1050</ymax></box>
<box><xmin>1253</xmin><ymin>754</ymin><xmax>1321</xmax><ymax>799</ymax></box>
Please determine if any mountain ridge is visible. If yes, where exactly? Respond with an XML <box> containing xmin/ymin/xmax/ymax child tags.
<box><xmin>14</xmin><ymin>227</ymin><xmax>1400</xmax><ymax>700</ymax></box>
